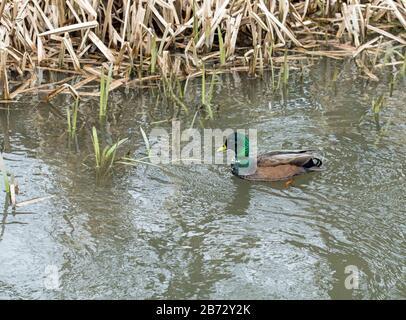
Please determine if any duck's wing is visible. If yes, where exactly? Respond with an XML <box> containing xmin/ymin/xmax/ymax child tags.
<box><xmin>257</xmin><ymin>150</ymin><xmax>323</xmax><ymax>169</ymax></box>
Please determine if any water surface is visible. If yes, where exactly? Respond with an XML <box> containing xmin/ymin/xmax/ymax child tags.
<box><xmin>0</xmin><ymin>60</ymin><xmax>405</xmax><ymax>299</ymax></box>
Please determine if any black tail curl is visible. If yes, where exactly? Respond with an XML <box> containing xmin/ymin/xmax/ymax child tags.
<box><xmin>303</xmin><ymin>157</ymin><xmax>323</xmax><ymax>169</ymax></box>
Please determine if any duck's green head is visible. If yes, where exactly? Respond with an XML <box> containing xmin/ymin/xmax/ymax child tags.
<box><xmin>217</xmin><ymin>132</ymin><xmax>257</xmax><ymax>174</ymax></box>
<box><xmin>217</xmin><ymin>132</ymin><xmax>250</xmax><ymax>159</ymax></box>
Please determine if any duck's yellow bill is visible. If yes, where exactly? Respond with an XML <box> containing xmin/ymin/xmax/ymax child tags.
<box><xmin>217</xmin><ymin>145</ymin><xmax>227</xmax><ymax>153</ymax></box>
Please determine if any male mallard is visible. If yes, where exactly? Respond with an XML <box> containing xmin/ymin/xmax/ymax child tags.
<box><xmin>217</xmin><ymin>132</ymin><xmax>323</xmax><ymax>182</ymax></box>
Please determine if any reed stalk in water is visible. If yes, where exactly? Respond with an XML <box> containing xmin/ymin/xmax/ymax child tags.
<box><xmin>401</xmin><ymin>53</ymin><xmax>406</xmax><ymax>77</ymax></box>
<box><xmin>99</xmin><ymin>64</ymin><xmax>113</xmax><ymax>120</ymax></box>
<box><xmin>372</xmin><ymin>93</ymin><xmax>385</xmax><ymax>129</ymax></box>
<box><xmin>372</xmin><ymin>94</ymin><xmax>385</xmax><ymax>115</ymax></box>
<box><xmin>200</xmin><ymin>64</ymin><xmax>214</xmax><ymax>119</ymax></box>
<box><xmin>91</xmin><ymin>127</ymin><xmax>128</xmax><ymax>180</ymax></box>
<box><xmin>218</xmin><ymin>26</ymin><xmax>226</xmax><ymax>66</ymax></box>
<box><xmin>282</xmin><ymin>51</ymin><xmax>289</xmax><ymax>87</ymax></box>
<box><xmin>268</xmin><ymin>43</ymin><xmax>275</xmax><ymax>89</ymax></box>
<box><xmin>0</xmin><ymin>153</ymin><xmax>10</xmax><ymax>196</ymax></box>
<box><xmin>0</xmin><ymin>152</ymin><xmax>17</xmax><ymax>208</ymax></box>
<box><xmin>67</xmin><ymin>98</ymin><xmax>79</xmax><ymax>138</ymax></box>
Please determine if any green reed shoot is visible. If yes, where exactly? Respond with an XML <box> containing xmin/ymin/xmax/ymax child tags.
<box><xmin>201</xmin><ymin>64</ymin><xmax>214</xmax><ymax>119</ymax></box>
<box><xmin>67</xmin><ymin>98</ymin><xmax>79</xmax><ymax>138</ymax></box>
<box><xmin>389</xmin><ymin>73</ymin><xmax>396</xmax><ymax>97</ymax></box>
<box><xmin>401</xmin><ymin>53</ymin><xmax>406</xmax><ymax>78</ymax></box>
<box><xmin>175</xmin><ymin>77</ymin><xmax>184</xmax><ymax>100</ymax></box>
<box><xmin>138</xmin><ymin>49</ymin><xmax>144</xmax><ymax>79</ymax></box>
<box><xmin>218</xmin><ymin>26</ymin><xmax>225</xmax><ymax>65</ymax></box>
<box><xmin>140</xmin><ymin>127</ymin><xmax>151</xmax><ymax>157</ymax></box>
<box><xmin>9</xmin><ymin>174</ymin><xmax>16</xmax><ymax>209</ymax></box>
<box><xmin>0</xmin><ymin>153</ymin><xmax>10</xmax><ymax>196</ymax></box>
<box><xmin>201</xmin><ymin>64</ymin><xmax>217</xmax><ymax>106</ymax></box>
<box><xmin>201</xmin><ymin>63</ymin><xmax>206</xmax><ymax>105</ymax></box>
<box><xmin>276</xmin><ymin>66</ymin><xmax>282</xmax><ymax>91</ymax></box>
<box><xmin>282</xmin><ymin>50</ymin><xmax>289</xmax><ymax>86</ymax></box>
<box><xmin>67</xmin><ymin>108</ymin><xmax>71</xmax><ymax>135</ymax></box>
<box><xmin>332</xmin><ymin>66</ymin><xmax>339</xmax><ymax>82</ymax></box>
<box><xmin>162</xmin><ymin>75</ymin><xmax>189</xmax><ymax>113</ymax></box>
<box><xmin>372</xmin><ymin>94</ymin><xmax>385</xmax><ymax>114</ymax></box>
<box><xmin>99</xmin><ymin>64</ymin><xmax>113</xmax><ymax>120</ymax></box>
<box><xmin>207</xmin><ymin>72</ymin><xmax>216</xmax><ymax>105</ymax></box>
<box><xmin>190</xmin><ymin>111</ymin><xmax>198</xmax><ymax>129</ymax></box>
<box><xmin>91</xmin><ymin>127</ymin><xmax>128</xmax><ymax>179</ymax></box>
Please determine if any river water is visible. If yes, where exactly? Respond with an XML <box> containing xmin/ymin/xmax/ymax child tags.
<box><xmin>0</xmin><ymin>59</ymin><xmax>405</xmax><ymax>299</ymax></box>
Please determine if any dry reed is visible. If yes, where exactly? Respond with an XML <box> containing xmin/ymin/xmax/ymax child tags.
<box><xmin>1</xmin><ymin>0</ymin><xmax>406</xmax><ymax>100</ymax></box>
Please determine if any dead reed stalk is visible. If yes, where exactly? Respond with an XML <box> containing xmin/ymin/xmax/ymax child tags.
<box><xmin>1</xmin><ymin>0</ymin><xmax>406</xmax><ymax>99</ymax></box>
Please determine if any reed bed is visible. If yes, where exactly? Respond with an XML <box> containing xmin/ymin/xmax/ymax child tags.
<box><xmin>1</xmin><ymin>0</ymin><xmax>406</xmax><ymax>101</ymax></box>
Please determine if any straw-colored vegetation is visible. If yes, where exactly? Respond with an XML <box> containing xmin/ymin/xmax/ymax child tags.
<box><xmin>1</xmin><ymin>1</ymin><xmax>406</xmax><ymax>101</ymax></box>
<box><xmin>99</xmin><ymin>64</ymin><xmax>113</xmax><ymax>120</ymax></box>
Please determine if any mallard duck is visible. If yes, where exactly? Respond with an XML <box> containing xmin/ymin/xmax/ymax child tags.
<box><xmin>217</xmin><ymin>132</ymin><xmax>323</xmax><ymax>182</ymax></box>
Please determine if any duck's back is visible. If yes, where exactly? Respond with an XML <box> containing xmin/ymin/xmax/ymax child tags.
<box><xmin>233</xmin><ymin>150</ymin><xmax>323</xmax><ymax>181</ymax></box>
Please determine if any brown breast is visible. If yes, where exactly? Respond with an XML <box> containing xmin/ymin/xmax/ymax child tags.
<box><xmin>242</xmin><ymin>164</ymin><xmax>306</xmax><ymax>181</ymax></box>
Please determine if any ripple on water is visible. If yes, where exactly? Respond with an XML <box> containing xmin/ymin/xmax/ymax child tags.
<box><xmin>0</xmin><ymin>62</ymin><xmax>405</xmax><ymax>299</ymax></box>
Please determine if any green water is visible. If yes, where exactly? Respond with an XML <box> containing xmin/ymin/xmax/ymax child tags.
<box><xmin>0</xmin><ymin>60</ymin><xmax>405</xmax><ymax>299</ymax></box>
